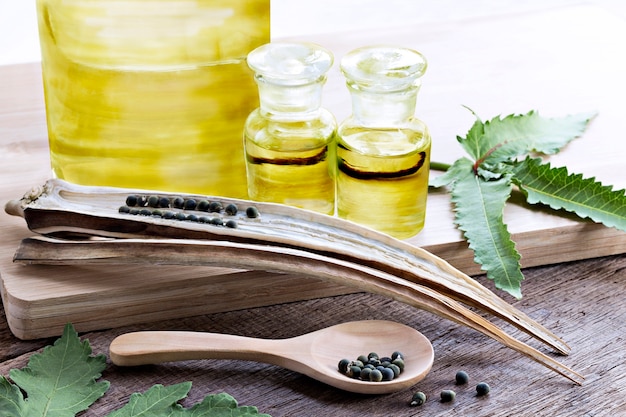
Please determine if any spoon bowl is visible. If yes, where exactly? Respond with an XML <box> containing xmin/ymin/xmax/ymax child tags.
<box><xmin>109</xmin><ymin>320</ymin><xmax>434</xmax><ymax>394</ymax></box>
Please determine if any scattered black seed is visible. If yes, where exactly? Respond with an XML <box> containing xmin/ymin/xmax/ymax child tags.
<box><xmin>119</xmin><ymin>206</ymin><xmax>131</xmax><ymax>214</ymax></box>
<box><xmin>409</xmin><ymin>391</ymin><xmax>427</xmax><ymax>407</ymax></box>
<box><xmin>158</xmin><ymin>197</ymin><xmax>170</xmax><ymax>208</ymax></box>
<box><xmin>476</xmin><ymin>382</ymin><xmax>490</xmax><ymax>396</ymax></box>
<box><xmin>246</xmin><ymin>206</ymin><xmax>260</xmax><ymax>218</ymax></box>
<box><xmin>139</xmin><ymin>209</ymin><xmax>152</xmax><ymax>216</ymax></box>
<box><xmin>186</xmin><ymin>214</ymin><xmax>199</xmax><ymax>222</ymax></box>
<box><xmin>225</xmin><ymin>203</ymin><xmax>238</xmax><ymax>215</ymax></box>
<box><xmin>175</xmin><ymin>212</ymin><xmax>187</xmax><ymax>221</ymax></box>
<box><xmin>197</xmin><ymin>200</ymin><xmax>210</xmax><ymax>211</ymax></box>
<box><xmin>173</xmin><ymin>197</ymin><xmax>185</xmax><ymax>209</ymax></box>
<box><xmin>225</xmin><ymin>220</ymin><xmax>238</xmax><ymax>228</ymax></box>
<box><xmin>210</xmin><ymin>217</ymin><xmax>224</xmax><ymax>226</ymax></box>
<box><xmin>184</xmin><ymin>199</ymin><xmax>197</xmax><ymax>210</ymax></box>
<box><xmin>456</xmin><ymin>370</ymin><xmax>469</xmax><ymax>385</ymax></box>
<box><xmin>440</xmin><ymin>390</ymin><xmax>456</xmax><ymax>403</ymax></box>
<box><xmin>125</xmin><ymin>195</ymin><xmax>139</xmax><ymax>207</ymax></box>
<box><xmin>209</xmin><ymin>201</ymin><xmax>223</xmax><ymax>213</ymax></box>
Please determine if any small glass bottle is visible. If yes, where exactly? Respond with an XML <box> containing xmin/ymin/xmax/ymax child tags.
<box><xmin>244</xmin><ymin>42</ymin><xmax>337</xmax><ymax>215</ymax></box>
<box><xmin>337</xmin><ymin>46</ymin><xmax>431</xmax><ymax>238</ymax></box>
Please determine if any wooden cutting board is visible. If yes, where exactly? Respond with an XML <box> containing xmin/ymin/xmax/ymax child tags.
<box><xmin>1</xmin><ymin>5</ymin><xmax>625</xmax><ymax>340</ymax></box>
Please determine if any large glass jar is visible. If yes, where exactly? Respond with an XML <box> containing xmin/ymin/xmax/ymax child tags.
<box><xmin>337</xmin><ymin>46</ymin><xmax>431</xmax><ymax>238</ymax></box>
<box><xmin>35</xmin><ymin>0</ymin><xmax>270</xmax><ymax>198</ymax></box>
<box><xmin>244</xmin><ymin>42</ymin><xmax>337</xmax><ymax>215</ymax></box>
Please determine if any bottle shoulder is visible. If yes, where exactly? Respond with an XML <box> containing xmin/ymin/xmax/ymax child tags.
<box><xmin>244</xmin><ymin>108</ymin><xmax>337</xmax><ymax>150</ymax></box>
<box><xmin>337</xmin><ymin>116</ymin><xmax>430</xmax><ymax>155</ymax></box>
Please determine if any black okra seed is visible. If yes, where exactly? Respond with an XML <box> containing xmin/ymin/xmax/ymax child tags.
<box><xmin>151</xmin><ymin>209</ymin><xmax>163</xmax><ymax>217</ymax></box>
<box><xmin>119</xmin><ymin>206</ymin><xmax>131</xmax><ymax>214</ymax></box>
<box><xmin>197</xmin><ymin>200</ymin><xmax>210</xmax><ymax>211</ymax></box>
<box><xmin>125</xmin><ymin>195</ymin><xmax>139</xmax><ymax>207</ymax></box>
<box><xmin>198</xmin><ymin>216</ymin><xmax>211</xmax><ymax>223</ymax></box>
<box><xmin>225</xmin><ymin>220</ymin><xmax>238</xmax><ymax>228</ymax></box>
<box><xmin>147</xmin><ymin>195</ymin><xmax>159</xmax><ymax>207</ymax></box>
<box><xmin>409</xmin><ymin>391</ymin><xmax>427</xmax><ymax>407</ymax></box>
<box><xmin>381</xmin><ymin>367</ymin><xmax>395</xmax><ymax>381</ymax></box>
<box><xmin>209</xmin><ymin>201</ymin><xmax>223</xmax><ymax>212</ymax></box>
<box><xmin>246</xmin><ymin>206</ymin><xmax>260</xmax><ymax>218</ymax></box>
<box><xmin>210</xmin><ymin>218</ymin><xmax>224</xmax><ymax>226</ymax></box>
<box><xmin>369</xmin><ymin>369</ymin><xmax>383</xmax><ymax>382</ymax></box>
<box><xmin>440</xmin><ymin>390</ymin><xmax>456</xmax><ymax>403</ymax></box>
<box><xmin>175</xmin><ymin>212</ymin><xmax>187</xmax><ymax>221</ymax></box>
<box><xmin>173</xmin><ymin>197</ymin><xmax>185</xmax><ymax>209</ymax></box>
<box><xmin>476</xmin><ymin>382</ymin><xmax>490</xmax><ymax>396</ymax></box>
<box><xmin>391</xmin><ymin>351</ymin><xmax>404</xmax><ymax>360</ymax></box>
<box><xmin>456</xmin><ymin>370</ymin><xmax>469</xmax><ymax>385</ymax></box>
<box><xmin>338</xmin><ymin>359</ymin><xmax>351</xmax><ymax>374</ymax></box>
<box><xmin>391</xmin><ymin>358</ymin><xmax>405</xmax><ymax>371</ymax></box>
<box><xmin>158</xmin><ymin>197</ymin><xmax>171</xmax><ymax>208</ymax></box>
<box><xmin>186</xmin><ymin>214</ymin><xmax>199</xmax><ymax>222</ymax></box>
<box><xmin>162</xmin><ymin>211</ymin><xmax>175</xmax><ymax>219</ymax></box>
<box><xmin>184</xmin><ymin>199</ymin><xmax>197</xmax><ymax>210</ymax></box>
<box><xmin>225</xmin><ymin>203</ymin><xmax>238</xmax><ymax>215</ymax></box>
<box><xmin>139</xmin><ymin>209</ymin><xmax>152</xmax><ymax>216</ymax></box>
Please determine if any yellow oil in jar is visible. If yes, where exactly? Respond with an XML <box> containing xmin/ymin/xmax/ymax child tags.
<box><xmin>336</xmin><ymin>127</ymin><xmax>431</xmax><ymax>239</ymax></box>
<box><xmin>244</xmin><ymin>117</ymin><xmax>336</xmax><ymax>215</ymax></box>
<box><xmin>36</xmin><ymin>0</ymin><xmax>270</xmax><ymax>198</ymax></box>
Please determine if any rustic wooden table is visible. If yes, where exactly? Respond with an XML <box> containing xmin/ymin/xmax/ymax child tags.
<box><xmin>1</xmin><ymin>3</ymin><xmax>625</xmax><ymax>416</ymax></box>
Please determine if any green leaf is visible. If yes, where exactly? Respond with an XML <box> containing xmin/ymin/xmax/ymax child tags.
<box><xmin>429</xmin><ymin>157</ymin><xmax>474</xmax><ymax>188</ymax></box>
<box><xmin>457</xmin><ymin>110</ymin><xmax>595</xmax><ymax>169</ymax></box>
<box><xmin>449</xmin><ymin>159</ymin><xmax>523</xmax><ymax>299</ymax></box>
<box><xmin>7</xmin><ymin>323</ymin><xmax>110</xmax><ymax>417</ymax></box>
<box><xmin>512</xmin><ymin>157</ymin><xmax>626</xmax><ymax>231</ymax></box>
<box><xmin>0</xmin><ymin>376</ymin><xmax>25</xmax><ymax>417</ymax></box>
<box><xmin>106</xmin><ymin>383</ymin><xmax>272</xmax><ymax>417</ymax></box>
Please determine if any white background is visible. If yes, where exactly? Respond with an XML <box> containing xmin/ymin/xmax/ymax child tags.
<box><xmin>3</xmin><ymin>0</ymin><xmax>621</xmax><ymax>66</ymax></box>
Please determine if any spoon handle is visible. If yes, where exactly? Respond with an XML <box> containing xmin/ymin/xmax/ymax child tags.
<box><xmin>109</xmin><ymin>331</ymin><xmax>287</xmax><ymax>367</ymax></box>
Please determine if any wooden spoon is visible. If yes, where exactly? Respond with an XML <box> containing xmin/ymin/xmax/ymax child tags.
<box><xmin>109</xmin><ymin>320</ymin><xmax>434</xmax><ymax>394</ymax></box>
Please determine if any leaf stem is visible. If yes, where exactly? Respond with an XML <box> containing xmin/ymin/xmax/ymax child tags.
<box><xmin>430</xmin><ymin>161</ymin><xmax>451</xmax><ymax>172</ymax></box>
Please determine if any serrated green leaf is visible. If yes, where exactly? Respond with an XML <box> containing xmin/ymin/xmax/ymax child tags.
<box><xmin>449</xmin><ymin>159</ymin><xmax>523</xmax><ymax>299</ymax></box>
<box><xmin>458</xmin><ymin>110</ymin><xmax>595</xmax><ymax>169</ymax></box>
<box><xmin>429</xmin><ymin>157</ymin><xmax>474</xmax><ymax>188</ymax></box>
<box><xmin>106</xmin><ymin>382</ymin><xmax>191</xmax><ymax>417</ymax></box>
<box><xmin>7</xmin><ymin>323</ymin><xmax>109</xmax><ymax>417</ymax></box>
<box><xmin>0</xmin><ymin>376</ymin><xmax>25</xmax><ymax>417</ymax></box>
<box><xmin>512</xmin><ymin>157</ymin><xmax>626</xmax><ymax>231</ymax></box>
<box><xmin>106</xmin><ymin>383</ymin><xmax>272</xmax><ymax>417</ymax></box>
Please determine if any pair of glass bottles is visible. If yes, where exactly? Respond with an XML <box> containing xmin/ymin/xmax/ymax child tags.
<box><xmin>243</xmin><ymin>42</ymin><xmax>430</xmax><ymax>239</ymax></box>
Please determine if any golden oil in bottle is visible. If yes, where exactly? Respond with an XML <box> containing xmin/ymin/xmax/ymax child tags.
<box><xmin>244</xmin><ymin>42</ymin><xmax>336</xmax><ymax>215</ymax></box>
<box><xmin>36</xmin><ymin>0</ymin><xmax>270</xmax><ymax>198</ymax></box>
<box><xmin>337</xmin><ymin>46</ymin><xmax>430</xmax><ymax>238</ymax></box>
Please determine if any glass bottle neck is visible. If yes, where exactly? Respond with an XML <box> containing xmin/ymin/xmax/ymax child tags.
<box><xmin>348</xmin><ymin>84</ymin><xmax>419</xmax><ymax>126</ymax></box>
<box><xmin>256</xmin><ymin>75</ymin><xmax>325</xmax><ymax>117</ymax></box>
